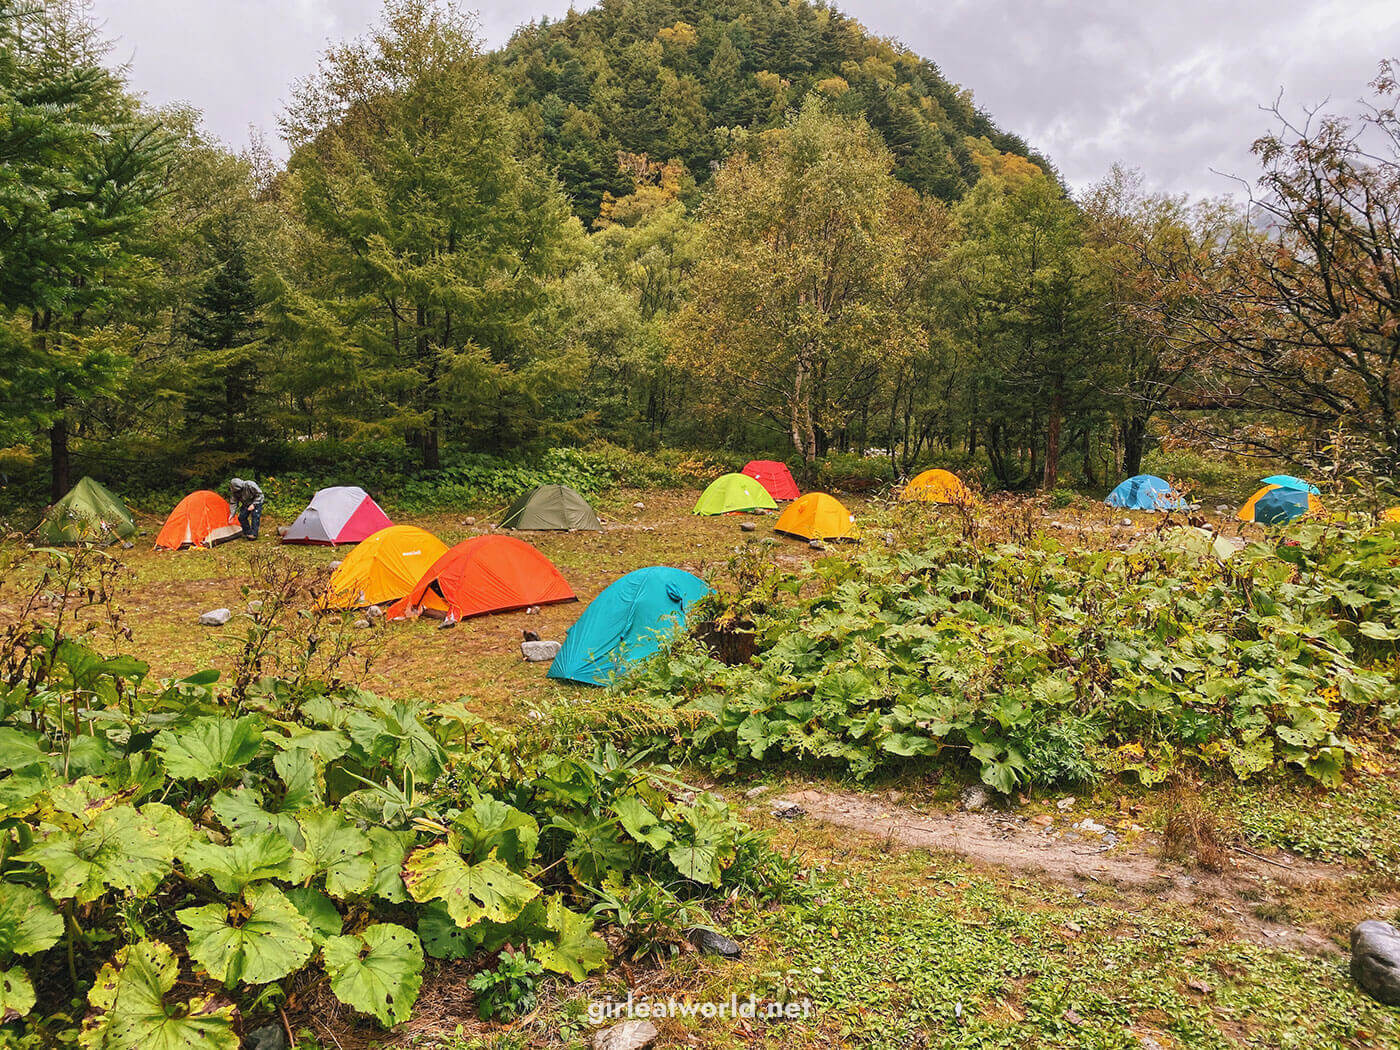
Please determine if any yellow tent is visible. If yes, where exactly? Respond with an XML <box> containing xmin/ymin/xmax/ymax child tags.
<box><xmin>1383</xmin><ymin>506</ymin><xmax>1400</xmax><ymax>522</ymax></box>
<box><xmin>902</xmin><ymin>468</ymin><xmax>972</xmax><ymax>504</ymax></box>
<box><xmin>774</xmin><ymin>492</ymin><xmax>858</xmax><ymax>541</ymax></box>
<box><xmin>320</xmin><ymin>525</ymin><xmax>447</xmax><ymax>610</ymax></box>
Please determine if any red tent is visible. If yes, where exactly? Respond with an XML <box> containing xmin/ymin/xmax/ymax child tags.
<box><xmin>386</xmin><ymin>535</ymin><xmax>576</xmax><ymax>623</ymax></box>
<box><xmin>741</xmin><ymin>460</ymin><xmax>800</xmax><ymax>501</ymax></box>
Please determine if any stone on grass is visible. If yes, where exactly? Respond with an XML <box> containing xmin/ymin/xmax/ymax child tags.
<box><xmin>808</xmin><ymin>539</ymin><xmax>826</xmax><ymax>551</ymax></box>
<box><xmin>1351</xmin><ymin>920</ymin><xmax>1400</xmax><ymax>1006</ymax></box>
<box><xmin>690</xmin><ymin>927</ymin><xmax>742</xmax><ymax>958</ymax></box>
<box><xmin>365</xmin><ymin>604</ymin><xmax>383</xmax><ymax>620</ymax></box>
<box><xmin>772</xmin><ymin>799</ymin><xmax>805</xmax><ymax>820</ymax></box>
<box><xmin>198</xmin><ymin>608</ymin><xmax>232</xmax><ymax>627</ymax></box>
<box><xmin>960</xmin><ymin>785</ymin><xmax>992</xmax><ymax>812</ymax></box>
<box><xmin>522</xmin><ymin>639</ymin><xmax>562</xmax><ymax>662</ymax></box>
<box><xmin>244</xmin><ymin>1025</ymin><xmax>288</xmax><ymax>1050</ymax></box>
<box><xmin>247</xmin><ymin>600</ymin><xmax>263</xmax><ymax>614</ymax></box>
<box><xmin>120</xmin><ymin>541</ymin><xmax>134</xmax><ymax>550</ymax></box>
<box><xmin>740</xmin><ymin>521</ymin><xmax>757</xmax><ymax>532</ymax></box>
<box><xmin>328</xmin><ymin>560</ymin><xmax>342</xmax><ymax>571</ymax></box>
<box><xmin>744</xmin><ymin>785</ymin><xmax>768</xmax><ymax>799</ymax></box>
<box><xmin>353</xmin><ymin>619</ymin><xmax>371</xmax><ymax>630</ymax></box>
<box><xmin>464</xmin><ymin>516</ymin><xmax>476</xmax><ymax>526</ymax></box>
<box><xmin>633</xmin><ymin>502</ymin><xmax>646</xmax><ymax>511</ymax></box>
<box><xmin>593</xmin><ymin>1021</ymin><xmax>658</xmax><ymax>1050</ymax></box>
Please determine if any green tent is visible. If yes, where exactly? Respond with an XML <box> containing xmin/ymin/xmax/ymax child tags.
<box><xmin>36</xmin><ymin>477</ymin><xmax>137</xmax><ymax>545</ymax></box>
<box><xmin>499</xmin><ymin>484</ymin><xmax>601</xmax><ymax>530</ymax></box>
<box><xmin>693</xmin><ymin>473</ymin><xmax>779</xmax><ymax>515</ymax></box>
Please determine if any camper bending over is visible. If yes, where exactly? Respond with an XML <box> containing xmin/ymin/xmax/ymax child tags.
<box><xmin>229</xmin><ymin>478</ymin><xmax>265</xmax><ymax>540</ymax></box>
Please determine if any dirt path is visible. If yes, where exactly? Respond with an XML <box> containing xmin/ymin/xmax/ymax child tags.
<box><xmin>768</xmin><ymin>788</ymin><xmax>1380</xmax><ymax>956</ymax></box>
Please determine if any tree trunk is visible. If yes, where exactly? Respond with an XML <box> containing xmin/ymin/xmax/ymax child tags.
<box><xmin>1120</xmin><ymin>415</ymin><xmax>1148</xmax><ymax>477</ymax></box>
<box><xmin>1041</xmin><ymin>378</ymin><xmax>1064</xmax><ymax>489</ymax></box>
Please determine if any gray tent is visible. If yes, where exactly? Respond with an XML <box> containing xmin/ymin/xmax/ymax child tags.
<box><xmin>499</xmin><ymin>484</ymin><xmax>601</xmax><ymax>531</ymax></box>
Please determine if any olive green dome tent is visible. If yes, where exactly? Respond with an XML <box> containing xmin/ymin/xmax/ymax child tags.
<box><xmin>499</xmin><ymin>484</ymin><xmax>601</xmax><ymax>530</ymax></box>
<box><xmin>693</xmin><ymin>473</ymin><xmax>779</xmax><ymax>516</ymax></box>
<box><xmin>36</xmin><ymin>477</ymin><xmax>137</xmax><ymax>545</ymax></box>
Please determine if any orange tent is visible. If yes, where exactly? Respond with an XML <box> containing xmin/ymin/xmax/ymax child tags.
<box><xmin>901</xmin><ymin>469</ymin><xmax>972</xmax><ymax>504</ymax></box>
<box><xmin>386</xmin><ymin>535</ymin><xmax>576</xmax><ymax>623</ymax></box>
<box><xmin>320</xmin><ymin>525</ymin><xmax>448</xmax><ymax>610</ymax></box>
<box><xmin>774</xmin><ymin>492</ymin><xmax>858</xmax><ymax>541</ymax></box>
<box><xmin>154</xmin><ymin>490</ymin><xmax>240</xmax><ymax>550</ymax></box>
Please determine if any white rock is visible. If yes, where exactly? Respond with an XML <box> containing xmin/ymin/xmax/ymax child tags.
<box><xmin>1056</xmin><ymin>796</ymin><xmax>1076</xmax><ymax>811</ymax></box>
<box><xmin>365</xmin><ymin>604</ymin><xmax>384</xmax><ymax>620</ymax></box>
<box><xmin>328</xmin><ymin>560</ymin><xmax>342</xmax><ymax>570</ymax></box>
<box><xmin>593</xmin><ymin>1021</ymin><xmax>658</xmax><ymax>1050</ymax></box>
<box><xmin>1121</xmin><ymin>517</ymin><xmax>1133</xmax><ymax>526</ymax></box>
<box><xmin>464</xmin><ymin>516</ymin><xmax>477</xmax><ymax>526</ymax></box>
<box><xmin>1073</xmin><ymin>818</ymin><xmax>1107</xmax><ymax>835</ymax></box>
<box><xmin>247</xmin><ymin>600</ymin><xmax>263</xmax><ymax>613</ymax></box>
<box><xmin>353</xmin><ymin>619</ymin><xmax>371</xmax><ymax>630</ymax></box>
<box><xmin>198</xmin><ymin>608</ymin><xmax>232</xmax><ymax>626</ymax></box>
<box><xmin>522</xmin><ymin>639</ymin><xmax>562</xmax><ymax>662</ymax></box>
<box><xmin>633</xmin><ymin>502</ymin><xmax>645</xmax><ymax>510</ymax></box>
<box><xmin>744</xmin><ymin>786</ymin><xmax>768</xmax><ymax>799</ymax></box>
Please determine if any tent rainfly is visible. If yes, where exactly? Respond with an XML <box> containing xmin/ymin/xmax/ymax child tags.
<box><xmin>386</xmin><ymin>535</ymin><xmax>576</xmax><ymax>623</ymax></box>
<box><xmin>36</xmin><ymin>477</ymin><xmax>137</xmax><ymax>545</ymax></box>
<box><xmin>282</xmin><ymin>486</ymin><xmax>392</xmax><ymax>545</ymax></box>
<box><xmin>155</xmin><ymin>491</ymin><xmax>241</xmax><ymax>550</ymax></box>
<box><xmin>499</xmin><ymin>484</ymin><xmax>601</xmax><ymax>530</ymax></box>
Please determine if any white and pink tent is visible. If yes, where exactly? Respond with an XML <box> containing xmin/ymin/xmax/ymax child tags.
<box><xmin>281</xmin><ymin>486</ymin><xmax>392</xmax><ymax>545</ymax></box>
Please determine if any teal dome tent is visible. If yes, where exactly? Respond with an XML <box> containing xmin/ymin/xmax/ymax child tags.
<box><xmin>1105</xmin><ymin>474</ymin><xmax>1188</xmax><ymax>511</ymax></box>
<box><xmin>1260</xmin><ymin>474</ymin><xmax>1320</xmax><ymax>494</ymax></box>
<box><xmin>548</xmin><ymin>567</ymin><xmax>712</xmax><ymax>686</ymax></box>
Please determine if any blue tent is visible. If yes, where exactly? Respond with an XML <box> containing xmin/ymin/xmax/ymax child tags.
<box><xmin>548</xmin><ymin>567</ymin><xmax>712</xmax><ymax>686</ymax></box>
<box><xmin>1253</xmin><ymin>487</ymin><xmax>1314</xmax><ymax>525</ymax></box>
<box><xmin>1261</xmin><ymin>474</ymin><xmax>1321</xmax><ymax>495</ymax></box>
<box><xmin>1105</xmin><ymin>474</ymin><xmax>1187</xmax><ymax>511</ymax></box>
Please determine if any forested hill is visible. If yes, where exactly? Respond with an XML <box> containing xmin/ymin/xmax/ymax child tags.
<box><xmin>496</xmin><ymin>0</ymin><xmax>1052</xmax><ymax>223</ymax></box>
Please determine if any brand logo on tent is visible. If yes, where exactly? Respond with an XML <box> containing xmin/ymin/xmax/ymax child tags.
<box><xmin>400</xmin><ymin>549</ymin><xmax>421</xmax><ymax>557</ymax></box>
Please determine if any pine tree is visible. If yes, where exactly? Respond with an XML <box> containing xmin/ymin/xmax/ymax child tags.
<box><xmin>182</xmin><ymin>221</ymin><xmax>265</xmax><ymax>452</ymax></box>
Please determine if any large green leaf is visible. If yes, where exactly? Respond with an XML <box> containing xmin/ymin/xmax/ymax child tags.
<box><xmin>452</xmin><ymin>797</ymin><xmax>539</xmax><ymax>866</ymax></box>
<box><xmin>284</xmin><ymin>887</ymin><xmax>342</xmax><ymax>946</ymax></box>
<box><xmin>80</xmin><ymin>940</ymin><xmax>238</xmax><ymax>1050</ymax></box>
<box><xmin>367</xmin><ymin>827</ymin><xmax>412</xmax><ymax>904</ymax></box>
<box><xmin>402</xmin><ymin>843</ymin><xmax>540</xmax><ymax>927</ymax></box>
<box><xmin>22</xmin><ymin>804</ymin><xmax>192</xmax><ymax>903</ymax></box>
<box><xmin>155</xmin><ymin>716</ymin><xmax>264</xmax><ymax>781</ymax></box>
<box><xmin>531</xmin><ymin>896</ymin><xmax>608</xmax><ymax>981</ymax></box>
<box><xmin>0</xmin><ymin>966</ymin><xmax>35</xmax><ymax>1022</ymax></box>
<box><xmin>0</xmin><ymin>727</ymin><xmax>50</xmax><ymax>773</ymax></box>
<box><xmin>179</xmin><ymin>884</ymin><xmax>313</xmax><ymax>986</ymax></box>
<box><xmin>209</xmin><ymin>788</ymin><xmax>302</xmax><ymax>844</ymax></box>
<box><xmin>272</xmin><ymin>748</ymin><xmax>322</xmax><ymax>809</ymax></box>
<box><xmin>612</xmin><ymin>796</ymin><xmax>673</xmax><ymax>850</ymax></box>
<box><xmin>320</xmin><ymin>923</ymin><xmax>423</xmax><ymax>1028</ymax></box>
<box><xmin>181</xmin><ymin>832</ymin><xmax>294</xmax><ymax>894</ymax></box>
<box><xmin>287</xmin><ymin>809</ymin><xmax>374</xmax><ymax>898</ymax></box>
<box><xmin>0</xmin><ymin>882</ymin><xmax>63</xmax><ymax>955</ymax></box>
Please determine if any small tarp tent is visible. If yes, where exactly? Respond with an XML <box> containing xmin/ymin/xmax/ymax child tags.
<box><xmin>386</xmin><ymin>535</ymin><xmax>575</xmax><ymax>623</ymax></box>
<box><xmin>901</xmin><ymin>469</ymin><xmax>972</xmax><ymax>504</ymax></box>
<box><xmin>155</xmin><ymin>491</ymin><xmax>241</xmax><ymax>550</ymax></box>
<box><xmin>1260</xmin><ymin>474</ymin><xmax>1321</xmax><ymax>494</ymax></box>
<box><xmin>320</xmin><ymin>525</ymin><xmax>448</xmax><ymax>610</ymax></box>
<box><xmin>693</xmin><ymin>473</ymin><xmax>778</xmax><ymax>516</ymax></box>
<box><xmin>774</xmin><ymin>492</ymin><xmax>858</xmax><ymax>541</ymax></box>
<box><xmin>548</xmin><ymin>567</ymin><xmax>711</xmax><ymax>686</ymax></box>
<box><xmin>1105</xmin><ymin>475</ymin><xmax>1187</xmax><ymax>511</ymax></box>
<box><xmin>741</xmin><ymin>460</ymin><xmax>800</xmax><ymax>501</ymax></box>
<box><xmin>282</xmin><ymin>486</ymin><xmax>391</xmax><ymax>545</ymax></box>
<box><xmin>1245</xmin><ymin>487</ymin><xmax>1322</xmax><ymax>526</ymax></box>
<box><xmin>499</xmin><ymin>484</ymin><xmax>601</xmax><ymax>531</ymax></box>
<box><xmin>36</xmin><ymin>477</ymin><xmax>137</xmax><ymax>545</ymax></box>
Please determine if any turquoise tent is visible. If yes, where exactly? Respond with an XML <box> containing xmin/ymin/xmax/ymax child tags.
<box><xmin>548</xmin><ymin>567</ymin><xmax>712</xmax><ymax>686</ymax></box>
<box><xmin>1105</xmin><ymin>474</ymin><xmax>1187</xmax><ymax>511</ymax></box>
<box><xmin>1253</xmin><ymin>488</ymin><xmax>1314</xmax><ymax>525</ymax></box>
<box><xmin>1261</xmin><ymin>474</ymin><xmax>1321</xmax><ymax>495</ymax></box>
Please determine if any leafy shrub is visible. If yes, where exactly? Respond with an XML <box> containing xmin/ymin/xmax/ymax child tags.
<box><xmin>614</xmin><ymin>520</ymin><xmax>1400</xmax><ymax>793</ymax></box>
<box><xmin>0</xmin><ymin>548</ymin><xmax>761</xmax><ymax>1048</ymax></box>
<box><xmin>467</xmin><ymin>946</ymin><xmax>545</xmax><ymax>1020</ymax></box>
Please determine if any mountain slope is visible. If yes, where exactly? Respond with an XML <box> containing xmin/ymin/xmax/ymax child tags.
<box><xmin>496</xmin><ymin>0</ymin><xmax>1052</xmax><ymax>223</ymax></box>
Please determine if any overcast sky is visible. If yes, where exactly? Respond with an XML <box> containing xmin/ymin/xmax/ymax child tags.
<box><xmin>89</xmin><ymin>0</ymin><xmax>1400</xmax><ymax>199</ymax></box>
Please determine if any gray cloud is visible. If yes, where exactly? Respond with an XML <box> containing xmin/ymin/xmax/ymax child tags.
<box><xmin>90</xmin><ymin>0</ymin><xmax>1400</xmax><ymax>198</ymax></box>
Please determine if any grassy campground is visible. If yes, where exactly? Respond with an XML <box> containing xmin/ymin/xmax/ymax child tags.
<box><xmin>2</xmin><ymin>482</ymin><xmax>1400</xmax><ymax>1050</ymax></box>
